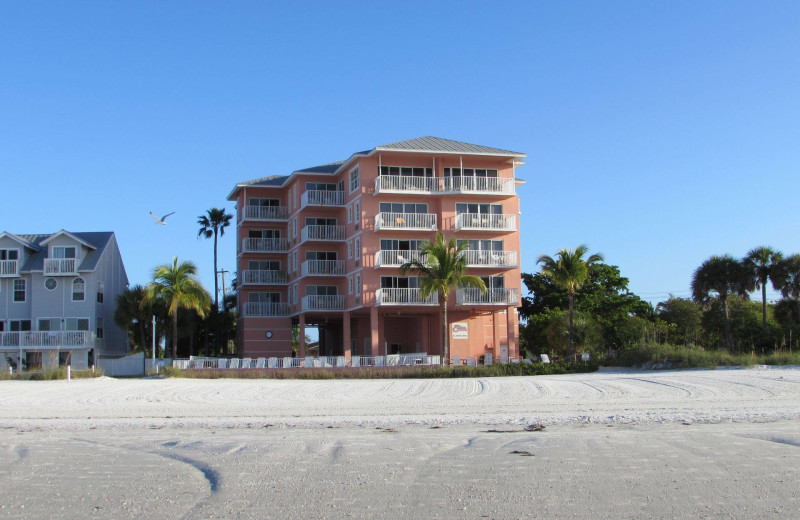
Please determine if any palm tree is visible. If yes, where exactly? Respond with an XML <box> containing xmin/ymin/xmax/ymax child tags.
<box><xmin>691</xmin><ymin>255</ymin><xmax>751</xmax><ymax>352</ymax></box>
<box><xmin>400</xmin><ymin>232</ymin><xmax>485</xmax><ymax>365</ymax></box>
<box><xmin>744</xmin><ymin>246</ymin><xmax>783</xmax><ymax>326</ymax></box>
<box><xmin>143</xmin><ymin>257</ymin><xmax>211</xmax><ymax>358</ymax></box>
<box><xmin>773</xmin><ymin>254</ymin><xmax>800</xmax><ymax>323</ymax></box>
<box><xmin>114</xmin><ymin>285</ymin><xmax>165</xmax><ymax>355</ymax></box>
<box><xmin>537</xmin><ymin>246</ymin><xmax>604</xmax><ymax>360</ymax></box>
<box><xmin>197</xmin><ymin>208</ymin><xmax>233</xmax><ymax>310</ymax></box>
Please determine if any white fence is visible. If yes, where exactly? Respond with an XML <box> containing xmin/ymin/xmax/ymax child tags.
<box><xmin>98</xmin><ymin>352</ymin><xmax>165</xmax><ymax>377</ymax></box>
<box><xmin>172</xmin><ymin>354</ymin><xmax>443</xmax><ymax>370</ymax></box>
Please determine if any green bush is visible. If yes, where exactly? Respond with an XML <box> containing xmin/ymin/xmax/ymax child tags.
<box><xmin>610</xmin><ymin>342</ymin><xmax>800</xmax><ymax>368</ymax></box>
<box><xmin>0</xmin><ymin>366</ymin><xmax>103</xmax><ymax>381</ymax></box>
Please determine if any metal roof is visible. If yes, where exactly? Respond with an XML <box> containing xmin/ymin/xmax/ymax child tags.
<box><xmin>374</xmin><ymin>136</ymin><xmax>525</xmax><ymax>157</ymax></box>
<box><xmin>15</xmin><ymin>231</ymin><xmax>115</xmax><ymax>272</ymax></box>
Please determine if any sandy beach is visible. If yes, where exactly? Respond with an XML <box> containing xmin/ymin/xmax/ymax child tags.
<box><xmin>1</xmin><ymin>367</ymin><xmax>799</xmax><ymax>519</ymax></box>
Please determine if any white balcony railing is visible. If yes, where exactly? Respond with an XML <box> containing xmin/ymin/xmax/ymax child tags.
<box><xmin>0</xmin><ymin>331</ymin><xmax>94</xmax><ymax>349</ymax></box>
<box><xmin>302</xmin><ymin>260</ymin><xmax>345</xmax><ymax>276</ymax></box>
<box><xmin>454</xmin><ymin>213</ymin><xmax>516</xmax><ymax>231</ymax></box>
<box><xmin>241</xmin><ymin>270</ymin><xmax>288</xmax><ymax>285</ymax></box>
<box><xmin>374</xmin><ymin>212</ymin><xmax>437</xmax><ymax>231</ymax></box>
<box><xmin>301</xmin><ymin>190</ymin><xmax>345</xmax><ymax>207</ymax></box>
<box><xmin>442</xmin><ymin>176</ymin><xmax>516</xmax><ymax>194</ymax></box>
<box><xmin>376</xmin><ymin>288</ymin><xmax>438</xmax><ymax>306</ymax></box>
<box><xmin>242</xmin><ymin>301</ymin><xmax>290</xmax><ymax>317</ymax></box>
<box><xmin>301</xmin><ymin>225</ymin><xmax>346</xmax><ymax>242</ymax></box>
<box><xmin>456</xmin><ymin>288</ymin><xmax>519</xmax><ymax>305</ymax></box>
<box><xmin>242</xmin><ymin>238</ymin><xmax>289</xmax><ymax>252</ymax></box>
<box><xmin>0</xmin><ymin>260</ymin><xmax>18</xmax><ymax>277</ymax></box>
<box><xmin>302</xmin><ymin>295</ymin><xmax>346</xmax><ymax>311</ymax></box>
<box><xmin>374</xmin><ymin>250</ymin><xmax>427</xmax><ymax>268</ymax></box>
<box><xmin>460</xmin><ymin>250</ymin><xmax>517</xmax><ymax>268</ymax></box>
<box><xmin>375</xmin><ymin>175</ymin><xmax>437</xmax><ymax>193</ymax></box>
<box><xmin>44</xmin><ymin>258</ymin><xmax>77</xmax><ymax>275</ymax></box>
<box><xmin>244</xmin><ymin>205</ymin><xmax>289</xmax><ymax>221</ymax></box>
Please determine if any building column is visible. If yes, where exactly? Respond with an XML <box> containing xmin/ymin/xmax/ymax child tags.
<box><xmin>342</xmin><ymin>311</ymin><xmax>351</xmax><ymax>359</ymax></box>
<box><xmin>506</xmin><ymin>307</ymin><xmax>518</xmax><ymax>360</ymax></box>
<box><xmin>421</xmin><ymin>316</ymin><xmax>429</xmax><ymax>354</ymax></box>
<box><xmin>492</xmin><ymin>310</ymin><xmax>501</xmax><ymax>358</ymax></box>
<box><xmin>298</xmin><ymin>314</ymin><xmax>306</xmax><ymax>358</ymax></box>
<box><xmin>370</xmin><ymin>306</ymin><xmax>380</xmax><ymax>357</ymax></box>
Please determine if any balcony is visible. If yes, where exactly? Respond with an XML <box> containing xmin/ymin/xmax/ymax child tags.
<box><xmin>442</xmin><ymin>177</ymin><xmax>515</xmax><ymax>195</ymax></box>
<box><xmin>0</xmin><ymin>331</ymin><xmax>95</xmax><ymax>349</ymax></box>
<box><xmin>242</xmin><ymin>302</ymin><xmax>290</xmax><ymax>317</ymax></box>
<box><xmin>242</xmin><ymin>238</ymin><xmax>289</xmax><ymax>252</ymax></box>
<box><xmin>44</xmin><ymin>258</ymin><xmax>78</xmax><ymax>275</ymax></box>
<box><xmin>301</xmin><ymin>190</ymin><xmax>345</xmax><ymax>207</ymax></box>
<box><xmin>460</xmin><ymin>250</ymin><xmax>517</xmax><ymax>268</ymax></box>
<box><xmin>244</xmin><ymin>205</ymin><xmax>288</xmax><ymax>221</ymax></box>
<box><xmin>454</xmin><ymin>213</ymin><xmax>516</xmax><ymax>232</ymax></box>
<box><xmin>302</xmin><ymin>295</ymin><xmax>346</xmax><ymax>311</ymax></box>
<box><xmin>374</xmin><ymin>250</ymin><xmax>427</xmax><ymax>268</ymax></box>
<box><xmin>456</xmin><ymin>288</ymin><xmax>519</xmax><ymax>306</ymax></box>
<box><xmin>302</xmin><ymin>260</ymin><xmax>345</xmax><ymax>276</ymax></box>
<box><xmin>0</xmin><ymin>260</ymin><xmax>18</xmax><ymax>277</ymax></box>
<box><xmin>376</xmin><ymin>288</ymin><xmax>438</xmax><ymax>306</ymax></box>
<box><xmin>374</xmin><ymin>175</ymin><xmax>437</xmax><ymax>194</ymax></box>
<box><xmin>301</xmin><ymin>225</ymin><xmax>346</xmax><ymax>242</ymax></box>
<box><xmin>374</xmin><ymin>212</ymin><xmax>437</xmax><ymax>231</ymax></box>
<box><xmin>241</xmin><ymin>270</ymin><xmax>288</xmax><ymax>285</ymax></box>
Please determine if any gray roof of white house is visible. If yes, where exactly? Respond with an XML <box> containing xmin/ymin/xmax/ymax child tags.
<box><xmin>228</xmin><ymin>136</ymin><xmax>526</xmax><ymax>198</ymax></box>
<box><xmin>15</xmin><ymin>231</ymin><xmax>115</xmax><ymax>272</ymax></box>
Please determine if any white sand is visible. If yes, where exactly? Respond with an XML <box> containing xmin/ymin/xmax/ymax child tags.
<box><xmin>1</xmin><ymin>366</ymin><xmax>799</xmax><ymax>430</ymax></box>
<box><xmin>2</xmin><ymin>367</ymin><xmax>799</xmax><ymax>519</ymax></box>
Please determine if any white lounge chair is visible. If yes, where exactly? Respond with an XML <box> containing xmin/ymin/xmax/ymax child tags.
<box><xmin>451</xmin><ymin>356</ymin><xmax>460</xmax><ymax>366</ymax></box>
<box><xmin>217</xmin><ymin>358</ymin><xmax>228</xmax><ymax>369</ymax></box>
<box><xmin>336</xmin><ymin>356</ymin><xmax>346</xmax><ymax>367</ymax></box>
<box><xmin>228</xmin><ymin>358</ymin><xmax>240</xmax><ymax>369</ymax></box>
<box><xmin>484</xmin><ymin>353</ymin><xmax>493</xmax><ymax>365</ymax></box>
<box><xmin>267</xmin><ymin>357</ymin><xmax>277</xmax><ymax>368</ymax></box>
<box><xmin>466</xmin><ymin>357</ymin><xmax>477</xmax><ymax>366</ymax></box>
<box><xmin>351</xmin><ymin>356</ymin><xmax>361</xmax><ymax>368</ymax></box>
<box><xmin>540</xmin><ymin>354</ymin><xmax>550</xmax><ymax>364</ymax></box>
<box><xmin>283</xmin><ymin>357</ymin><xmax>293</xmax><ymax>368</ymax></box>
<box><xmin>255</xmin><ymin>357</ymin><xmax>266</xmax><ymax>368</ymax></box>
<box><xmin>241</xmin><ymin>357</ymin><xmax>252</xmax><ymax>369</ymax></box>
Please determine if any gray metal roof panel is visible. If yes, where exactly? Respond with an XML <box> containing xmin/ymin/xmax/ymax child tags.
<box><xmin>374</xmin><ymin>136</ymin><xmax>525</xmax><ymax>157</ymax></box>
<box><xmin>293</xmin><ymin>160</ymin><xmax>346</xmax><ymax>174</ymax></box>
<box><xmin>18</xmin><ymin>231</ymin><xmax>114</xmax><ymax>272</ymax></box>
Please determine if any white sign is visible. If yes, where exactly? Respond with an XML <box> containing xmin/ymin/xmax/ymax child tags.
<box><xmin>451</xmin><ymin>322</ymin><xmax>468</xmax><ymax>339</ymax></box>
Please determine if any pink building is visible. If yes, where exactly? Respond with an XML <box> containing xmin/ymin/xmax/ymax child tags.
<box><xmin>227</xmin><ymin>137</ymin><xmax>526</xmax><ymax>363</ymax></box>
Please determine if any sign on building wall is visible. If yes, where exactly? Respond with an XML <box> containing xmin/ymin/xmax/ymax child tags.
<box><xmin>451</xmin><ymin>322</ymin><xmax>468</xmax><ymax>339</ymax></box>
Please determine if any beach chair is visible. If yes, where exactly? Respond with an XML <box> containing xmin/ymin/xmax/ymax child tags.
<box><xmin>540</xmin><ymin>354</ymin><xmax>550</xmax><ymax>364</ymax></box>
<box><xmin>336</xmin><ymin>356</ymin><xmax>346</xmax><ymax>367</ymax></box>
<box><xmin>217</xmin><ymin>358</ymin><xmax>228</xmax><ymax>369</ymax></box>
<box><xmin>229</xmin><ymin>358</ymin><xmax>240</xmax><ymax>369</ymax></box>
<box><xmin>304</xmin><ymin>357</ymin><xmax>314</xmax><ymax>368</ymax></box>
<box><xmin>484</xmin><ymin>353</ymin><xmax>493</xmax><ymax>365</ymax></box>
<box><xmin>351</xmin><ymin>356</ymin><xmax>360</xmax><ymax>368</ymax></box>
<box><xmin>267</xmin><ymin>357</ymin><xmax>277</xmax><ymax>368</ymax></box>
<box><xmin>466</xmin><ymin>357</ymin><xmax>477</xmax><ymax>366</ymax></box>
<box><xmin>451</xmin><ymin>356</ymin><xmax>460</xmax><ymax>366</ymax></box>
<box><xmin>255</xmin><ymin>357</ymin><xmax>266</xmax><ymax>368</ymax></box>
<box><xmin>241</xmin><ymin>357</ymin><xmax>252</xmax><ymax>369</ymax></box>
<box><xmin>375</xmin><ymin>356</ymin><xmax>385</xmax><ymax>367</ymax></box>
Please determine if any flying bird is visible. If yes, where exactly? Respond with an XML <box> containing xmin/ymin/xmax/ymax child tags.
<box><xmin>150</xmin><ymin>211</ymin><xmax>175</xmax><ymax>225</ymax></box>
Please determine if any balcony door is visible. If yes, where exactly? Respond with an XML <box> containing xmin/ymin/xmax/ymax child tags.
<box><xmin>458</xmin><ymin>239</ymin><xmax>503</xmax><ymax>252</ymax></box>
<box><xmin>380</xmin><ymin>276</ymin><xmax>420</xmax><ymax>289</ymax></box>
<box><xmin>379</xmin><ymin>202</ymin><xmax>428</xmax><ymax>214</ymax></box>
<box><xmin>455</xmin><ymin>203</ymin><xmax>502</xmax><ymax>216</ymax></box>
<box><xmin>52</xmin><ymin>246</ymin><xmax>77</xmax><ymax>259</ymax></box>
<box><xmin>249</xmin><ymin>292</ymin><xmax>280</xmax><ymax>303</ymax></box>
<box><xmin>249</xmin><ymin>260</ymin><xmax>280</xmax><ymax>271</ymax></box>
<box><xmin>249</xmin><ymin>229</ymin><xmax>280</xmax><ymax>239</ymax></box>
<box><xmin>306</xmin><ymin>285</ymin><xmax>338</xmax><ymax>296</ymax></box>
<box><xmin>480</xmin><ymin>276</ymin><xmax>505</xmax><ymax>289</ymax></box>
<box><xmin>380</xmin><ymin>239</ymin><xmax>422</xmax><ymax>252</ymax></box>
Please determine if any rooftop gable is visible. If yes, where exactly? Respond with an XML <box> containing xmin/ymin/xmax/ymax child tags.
<box><xmin>0</xmin><ymin>232</ymin><xmax>41</xmax><ymax>251</ymax></box>
<box><xmin>40</xmin><ymin>229</ymin><xmax>98</xmax><ymax>250</ymax></box>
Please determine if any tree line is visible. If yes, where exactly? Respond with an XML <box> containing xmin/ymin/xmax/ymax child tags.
<box><xmin>521</xmin><ymin>245</ymin><xmax>800</xmax><ymax>359</ymax></box>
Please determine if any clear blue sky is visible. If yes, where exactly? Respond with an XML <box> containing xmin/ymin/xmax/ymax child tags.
<box><xmin>2</xmin><ymin>1</ymin><xmax>798</xmax><ymax>306</ymax></box>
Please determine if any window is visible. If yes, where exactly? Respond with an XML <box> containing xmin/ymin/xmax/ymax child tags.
<box><xmin>347</xmin><ymin>241</ymin><xmax>353</xmax><ymax>259</ymax></box>
<box><xmin>249</xmin><ymin>229</ymin><xmax>281</xmax><ymax>239</ymax></box>
<box><xmin>249</xmin><ymin>292</ymin><xmax>280</xmax><ymax>303</ymax></box>
<box><xmin>455</xmin><ymin>203</ymin><xmax>502</xmax><ymax>215</ymax></box>
<box><xmin>38</xmin><ymin>318</ymin><xmax>60</xmax><ymax>331</ymax></box>
<box><xmin>44</xmin><ymin>278</ymin><xmax>57</xmax><ymax>291</ymax></box>
<box><xmin>381</xmin><ymin>239</ymin><xmax>422</xmax><ymax>251</ymax></box>
<box><xmin>348</xmin><ymin>276</ymin><xmax>353</xmax><ymax>294</ymax></box>
<box><xmin>249</xmin><ymin>197</ymin><xmax>281</xmax><ymax>208</ymax></box>
<box><xmin>9</xmin><ymin>320</ymin><xmax>31</xmax><ymax>332</ymax></box>
<box><xmin>480</xmin><ymin>276</ymin><xmax>506</xmax><ymax>289</ymax></box>
<box><xmin>0</xmin><ymin>249</ymin><xmax>19</xmax><ymax>260</ymax></box>
<box><xmin>52</xmin><ymin>246</ymin><xmax>77</xmax><ymax>259</ymax></box>
<box><xmin>347</xmin><ymin>205</ymin><xmax>353</xmax><ymax>223</ymax></box>
<box><xmin>72</xmin><ymin>278</ymin><xmax>85</xmax><ymax>301</ymax></box>
<box><xmin>355</xmin><ymin>237</ymin><xmax>360</xmax><ymax>259</ymax></box>
<box><xmin>305</xmin><ymin>251</ymin><xmax>337</xmax><ymax>261</ymax></box>
<box><xmin>349</xmin><ymin>166</ymin><xmax>360</xmax><ymax>193</ymax></box>
<box><xmin>306</xmin><ymin>285</ymin><xmax>338</xmax><ymax>296</ymax></box>
<box><xmin>249</xmin><ymin>260</ymin><xmax>280</xmax><ymax>271</ymax></box>
<box><xmin>457</xmin><ymin>239</ymin><xmax>503</xmax><ymax>251</ymax></box>
<box><xmin>380</xmin><ymin>276</ymin><xmax>420</xmax><ymax>289</ymax></box>
<box><xmin>306</xmin><ymin>217</ymin><xmax>337</xmax><ymax>226</ymax></box>
<box><xmin>292</xmin><ymin>252</ymin><xmax>298</xmax><ymax>271</ymax></box>
<box><xmin>379</xmin><ymin>202</ymin><xmax>428</xmax><ymax>214</ymax></box>
<box><xmin>355</xmin><ymin>274</ymin><xmax>361</xmax><ymax>295</ymax></box>
<box><xmin>354</xmin><ymin>202</ymin><xmax>360</xmax><ymax>224</ymax></box>
<box><xmin>96</xmin><ymin>317</ymin><xmax>104</xmax><ymax>339</ymax></box>
<box><xmin>444</xmin><ymin>168</ymin><xmax>498</xmax><ymax>178</ymax></box>
<box><xmin>96</xmin><ymin>282</ymin><xmax>105</xmax><ymax>303</ymax></box>
<box><xmin>380</xmin><ymin>166</ymin><xmax>433</xmax><ymax>177</ymax></box>
<box><xmin>65</xmin><ymin>318</ymin><xmax>90</xmax><ymax>331</ymax></box>
<box><xmin>13</xmin><ymin>279</ymin><xmax>25</xmax><ymax>302</ymax></box>
<box><xmin>305</xmin><ymin>182</ymin><xmax>339</xmax><ymax>191</ymax></box>
<box><xmin>292</xmin><ymin>219</ymin><xmax>297</xmax><ymax>239</ymax></box>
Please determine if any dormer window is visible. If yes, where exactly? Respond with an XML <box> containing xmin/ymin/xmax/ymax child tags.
<box><xmin>52</xmin><ymin>246</ymin><xmax>77</xmax><ymax>259</ymax></box>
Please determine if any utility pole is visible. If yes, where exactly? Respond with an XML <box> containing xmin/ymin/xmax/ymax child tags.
<box><xmin>218</xmin><ymin>269</ymin><xmax>229</xmax><ymax>305</ymax></box>
<box><xmin>216</xmin><ymin>269</ymin><xmax>229</xmax><ymax>357</ymax></box>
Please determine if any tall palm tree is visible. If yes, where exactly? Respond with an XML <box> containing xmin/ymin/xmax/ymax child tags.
<box><xmin>537</xmin><ymin>246</ymin><xmax>604</xmax><ymax>360</ymax></box>
<box><xmin>773</xmin><ymin>254</ymin><xmax>800</xmax><ymax>323</ymax></box>
<box><xmin>744</xmin><ymin>246</ymin><xmax>783</xmax><ymax>326</ymax></box>
<box><xmin>197</xmin><ymin>208</ymin><xmax>233</xmax><ymax>312</ymax></box>
<box><xmin>400</xmin><ymin>232</ymin><xmax>485</xmax><ymax>365</ymax></box>
<box><xmin>143</xmin><ymin>257</ymin><xmax>211</xmax><ymax>358</ymax></box>
<box><xmin>691</xmin><ymin>255</ymin><xmax>751</xmax><ymax>352</ymax></box>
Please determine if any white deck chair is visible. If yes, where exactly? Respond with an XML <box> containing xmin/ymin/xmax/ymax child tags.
<box><xmin>228</xmin><ymin>358</ymin><xmax>240</xmax><ymax>369</ymax></box>
<box><xmin>375</xmin><ymin>356</ymin><xmax>385</xmax><ymax>367</ymax></box>
<box><xmin>451</xmin><ymin>356</ymin><xmax>460</xmax><ymax>366</ymax></box>
<box><xmin>283</xmin><ymin>357</ymin><xmax>292</xmax><ymax>368</ymax></box>
<box><xmin>255</xmin><ymin>357</ymin><xmax>266</xmax><ymax>368</ymax></box>
<box><xmin>351</xmin><ymin>356</ymin><xmax>360</xmax><ymax>368</ymax></box>
<box><xmin>304</xmin><ymin>357</ymin><xmax>314</xmax><ymax>368</ymax></box>
<box><xmin>267</xmin><ymin>357</ymin><xmax>277</xmax><ymax>368</ymax></box>
<box><xmin>241</xmin><ymin>357</ymin><xmax>252</xmax><ymax>369</ymax></box>
<box><xmin>217</xmin><ymin>358</ymin><xmax>228</xmax><ymax>369</ymax></box>
<box><xmin>540</xmin><ymin>354</ymin><xmax>551</xmax><ymax>364</ymax></box>
<box><xmin>484</xmin><ymin>353</ymin><xmax>493</xmax><ymax>365</ymax></box>
<box><xmin>336</xmin><ymin>356</ymin><xmax>346</xmax><ymax>367</ymax></box>
<box><xmin>466</xmin><ymin>357</ymin><xmax>477</xmax><ymax>366</ymax></box>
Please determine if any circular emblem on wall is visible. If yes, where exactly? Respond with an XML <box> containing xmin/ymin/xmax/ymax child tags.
<box><xmin>265</xmin><ymin>331</ymin><xmax>273</xmax><ymax>338</ymax></box>
<box><xmin>44</xmin><ymin>278</ymin><xmax>57</xmax><ymax>291</ymax></box>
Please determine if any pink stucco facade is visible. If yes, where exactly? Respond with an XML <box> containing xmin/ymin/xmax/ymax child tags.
<box><xmin>228</xmin><ymin>137</ymin><xmax>525</xmax><ymax>363</ymax></box>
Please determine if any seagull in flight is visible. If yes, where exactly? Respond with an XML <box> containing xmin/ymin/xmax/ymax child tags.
<box><xmin>150</xmin><ymin>211</ymin><xmax>175</xmax><ymax>225</ymax></box>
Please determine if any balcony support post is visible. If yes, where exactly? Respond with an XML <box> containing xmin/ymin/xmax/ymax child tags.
<box><xmin>506</xmin><ymin>307</ymin><xmax>518</xmax><ymax>360</ymax></box>
<box><xmin>298</xmin><ymin>314</ymin><xmax>306</xmax><ymax>358</ymax></box>
<box><xmin>370</xmin><ymin>306</ymin><xmax>381</xmax><ymax>357</ymax></box>
<box><xmin>492</xmin><ymin>310</ymin><xmax>501</xmax><ymax>358</ymax></box>
<box><xmin>342</xmin><ymin>311</ymin><xmax>351</xmax><ymax>360</ymax></box>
